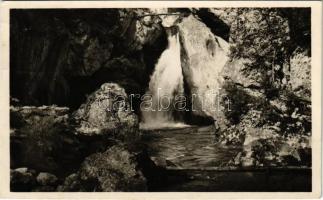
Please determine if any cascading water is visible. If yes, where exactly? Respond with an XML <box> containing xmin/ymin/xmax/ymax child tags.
<box><xmin>140</xmin><ymin>27</ymin><xmax>188</xmax><ymax>130</ymax></box>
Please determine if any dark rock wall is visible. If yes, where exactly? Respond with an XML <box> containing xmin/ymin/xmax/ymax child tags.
<box><xmin>10</xmin><ymin>9</ymin><xmax>167</xmax><ymax>111</ymax></box>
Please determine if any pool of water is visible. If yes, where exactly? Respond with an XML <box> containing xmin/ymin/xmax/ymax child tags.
<box><xmin>142</xmin><ymin>125</ymin><xmax>241</xmax><ymax>169</ymax></box>
<box><xmin>141</xmin><ymin>126</ymin><xmax>311</xmax><ymax>192</ymax></box>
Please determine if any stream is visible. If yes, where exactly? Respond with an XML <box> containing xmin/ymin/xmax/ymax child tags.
<box><xmin>142</xmin><ymin>126</ymin><xmax>311</xmax><ymax>192</ymax></box>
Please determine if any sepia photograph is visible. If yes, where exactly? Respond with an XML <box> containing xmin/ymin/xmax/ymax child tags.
<box><xmin>0</xmin><ymin>1</ymin><xmax>322</xmax><ymax>198</ymax></box>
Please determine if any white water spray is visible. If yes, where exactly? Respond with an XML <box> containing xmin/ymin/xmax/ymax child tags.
<box><xmin>140</xmin><ymin>28</ymin><xmax>188</xmax><ymax>130</ymax></box>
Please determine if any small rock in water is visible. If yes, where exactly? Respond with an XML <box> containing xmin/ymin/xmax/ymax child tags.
<box><xmin>151</xmin><ymin>157</ymin><xmax>167</xmax><ymax>167</ymax></box>
<box><xmin>166</xmin><ymin>159</ymin><xmax>177</xmax><ymax>167</ymax></box>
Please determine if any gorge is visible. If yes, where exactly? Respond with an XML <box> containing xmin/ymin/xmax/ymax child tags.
<box><xmin>10</xmin><ymin>8</ymin><xmax>312</xmax><ymax>192</ymax></box>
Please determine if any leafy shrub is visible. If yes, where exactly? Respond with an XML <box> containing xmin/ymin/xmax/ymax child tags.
<box><xmin>221</xmin><ymin>81</ymin><xmax>252</xmax><ymax>124</ymax></box>
<box><xmin>229</xmin><ymin>8</ymin><xmax>291</xmax><ymax>94</ymax></box>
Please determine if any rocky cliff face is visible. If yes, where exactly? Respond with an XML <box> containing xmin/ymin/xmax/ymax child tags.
<box><xmin>10</xmin><ymin>9</ymin><xmax>167</xmax><ymax>111</ymax></box>
<box><xmin>178</xmin><ymin>15</ymin><xmax>230</xmax><ymax>120</ymax></box>
<box><xmin>210</xmin><ymin>8</ymin><xmax>312</xmax><ymax>167</ymax></box>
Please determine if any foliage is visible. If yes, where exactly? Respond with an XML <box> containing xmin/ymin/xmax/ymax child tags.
<box><xmin>221</xmin><ymin>81</ymin><xmax>253</xmax><ymax>124</ymax></box>
<box><xmin>288</xmin><ymin>48</ymin><xmax>311</xmax><ymax>99</ymax></box>
<box><xmin>222</xmin><ymin>8</ymin><xmax>311</xmax><ymax>135</ymax></box>
<box><xmin>251</xmin><ymin>138</ymin><xmax>278</xmax><ymax>166</ymax></box>
<box><xmin>229</xmin><ymin>8</ymin><xmax>290</xmax><ymax>93</ymax></box>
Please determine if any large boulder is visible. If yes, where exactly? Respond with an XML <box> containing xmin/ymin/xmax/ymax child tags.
<box><xmin>58</xmin><ymin>145</ymin><xmax>148</xmax><ymax>192</ymax></box>
<box><xmin>72</xmin><ymin>83</ymin><xmax>139</xmax><ymax>137</ymax></box>
<box><xmin>178</xmin><ymin>15</ymin><xmax>230</xmax><ymax>120</ymax></box>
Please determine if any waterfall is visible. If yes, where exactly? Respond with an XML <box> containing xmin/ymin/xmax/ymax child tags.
<box><xmin>140</xmin><ymin>27</ymin><xmax>188</xmax><ymax>130</ymax></box>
